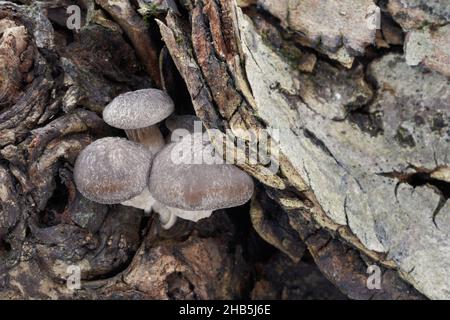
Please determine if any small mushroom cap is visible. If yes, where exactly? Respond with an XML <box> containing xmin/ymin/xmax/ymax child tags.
<box><xmin>103</xmin><ymin>89</ymin><xmax>175</xmax><ymax>130</ymax></box>
<box><xmin>149</xmin><ymin>135</ymin><xmax>254</xmax><ymax>211</ymax></box>
<box><xmin>165</xmin><ymin>114</ymin><xmax>203</xmax><ymax>133</ymax></box>
<box><xmin>74</xmin><ymin>137</ymin><xmax>153</xmax><ymax>204</ymax></box>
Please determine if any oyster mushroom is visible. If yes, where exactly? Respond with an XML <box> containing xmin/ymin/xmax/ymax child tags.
<box><xmin>149</xmin><ymin>133</ymin><xmax>254</xmax><ymax>227</ymax></box>
<box><xmin>165</xmin><ymin>114</ymin><xmax>202</xmax><ymax>133</ymax></box>
<box><xmin>165</xmin><ymin>114</ymin><xmax>204</xmax><ymax>142</ymax></box>
<box><xmin>103</xmin><ymin>89</ymin><xmax>175</xmax><ymax>154</ymax></box>
<box><xmin>73</xmin><ymin>137</ymin><xmax>175</xmax><ymax>229</ymax></box>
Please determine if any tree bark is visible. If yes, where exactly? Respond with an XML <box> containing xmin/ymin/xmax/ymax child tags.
<box><xmin>1</xmin><ymin>0</ymin><xmax>448</xmax><ymax>299</ymax></box>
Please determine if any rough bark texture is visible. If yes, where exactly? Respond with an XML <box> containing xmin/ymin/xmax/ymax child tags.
<box><xmin>0</xmin><ymin>0</ymin><xmax>448</xmax><ymax>300</ymax></box>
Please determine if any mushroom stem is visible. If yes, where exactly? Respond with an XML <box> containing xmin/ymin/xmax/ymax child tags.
<box><xmin>121</xmin><ymin>187</ymin><xmax>155</xmax><ymax>213</ymax></box>
<box><xmin>170</xmin><ymin>207</ymin><xmax>213</xmax><ymax>222</ymax></box>
<box><xmin>125</xmin><ymin>125</ymin><xmax>165</xmax><ymax>154</ymax></box>
<box><xmin>151</xmin><ymin>202</ymin><xmax>213</xmax><ymax>229</ymax></box>
<box><xmin>156</xmin><ymin>204</ymin><xmax>213</xmax><ymax>223</ymax></box>
<box><xmin>122</xmin><ymin>191</ymin><xmax>179</xmax><ymax>229</ymax></box>
<box><xmin>153</xmin><ymin>201</ymin><xmax>178</xmax><ymax>230</ymax></box>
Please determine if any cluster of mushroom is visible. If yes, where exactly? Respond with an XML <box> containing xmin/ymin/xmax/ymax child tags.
<box><xmin>74</xmin><ymin>89</ymin><xmax>254</xmax><ymax>229</ymax></box>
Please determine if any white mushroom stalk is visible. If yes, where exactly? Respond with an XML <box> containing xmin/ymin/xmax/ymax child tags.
<box><xmin>122</xmin><ymin>191</ymin><xmax>178</xmax><ymax>230</ymax></box>
<box><xmin>150</xmin><ymin>200</ymin><xmax>214</xmax><ymax>230</ymax></box>
<box><xmin>121</xmin><ymin>187</ymin><xmax>156</xmax><ymax>213</ymax></box>
<box><xmin>167</xmin><ymin>207</ymin><xmax>213</xmax><ymax>222</ymax></box>
<box><xmin>153</xmin><ymin>201</ymin><xmax>213</xmax><ymax>228</ymax></box>
<box><xmin>152</xmin><ymin>201</ymin><xmax>179</xmax><ymax>230</ymax></box>
<box><xmin>125</xmin><ymin>125</ymin><xmax>165</xmax><ymax>155</ymax></box>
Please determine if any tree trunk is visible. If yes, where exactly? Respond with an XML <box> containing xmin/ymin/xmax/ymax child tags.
<box><xmin>1</xmin><ymin>0</ymin><xmax>448</xmax><ymax>300</ymax></box>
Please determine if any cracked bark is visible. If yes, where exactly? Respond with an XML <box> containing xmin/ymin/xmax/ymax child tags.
<box><xmin>0</xmin><ymin>0</ymin><xmax>448</xmax><ymax>300</ymax></box>
<box><xmin>158</xmin><ymin>0</ymin><xmax>447</xmax><ymax>299</ymax></box>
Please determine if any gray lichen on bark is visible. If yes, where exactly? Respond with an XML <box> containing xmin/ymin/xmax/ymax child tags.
<box><xmin>235</xmin><ymin>5</ymin><xmax>450</xmax><ymax>299</ymax></box>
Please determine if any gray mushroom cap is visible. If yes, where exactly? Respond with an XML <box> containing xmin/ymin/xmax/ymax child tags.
<box><xmin>74</xmin><ymin>137</ymin><xmax>154</xmax><ymax>204</ymax></box>
<box><xmin>165</xmin><ymin>114</ymin><xmax>203</xmax><ymax>133</ymax></box>
<box><xmin>149</xmin><ymin>135</ymin><xmax>254</xmax><ymax>211</ymax></box>
<box><xmin>103</xmin><ymin>89</ymin><xmax>175</xmax><ymax>130</ymax></box>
